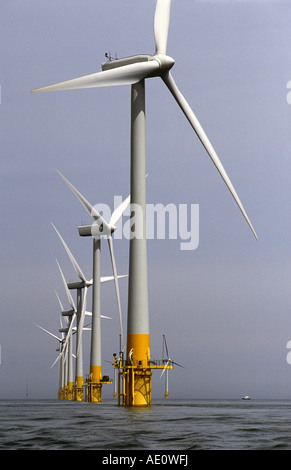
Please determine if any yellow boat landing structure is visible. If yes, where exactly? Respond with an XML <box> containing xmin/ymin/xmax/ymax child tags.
<box><xmin>113</xmin><ymin>351</ymin><xmax>173</xmax><ymax>407</ymax></box>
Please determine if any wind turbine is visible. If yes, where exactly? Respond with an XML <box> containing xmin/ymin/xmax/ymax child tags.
<box><xmin>160</xmin><ymin>335</ymin><xmax>184</xmax><ymax>399</ymax></box>
<box><xmin>54</xmin><ymin>292</ymin><xmax>69</xmax><ymax>398</ymax></box>
<box><xmin>33</xmin><ymin>290</ymin><xmax>68</xmax><ymax>400</ymax></box>
<box><xmin>56</xmin><ymin>171</ymin><xmax>130</xmax><ymax>402</ymax></box>
<box><xmin>32</xmin><ymin>0</ymin><xmax>257</xmax><ymax>405</ymax></box>
<box><xmin>51</xmin><ymin>222</ymin><xmax>125</xmax><ymax>400</ymax></box>
<box><xmin>54</xmin><ymin>290</ymin><xmax>92</xmax><ymax>398</ymax></box>
<box><xmin>55</xmin><ymin>260</ymin><xmax>77</xmax><ymax>399</ymax></box>
<box><xmin>53</xmin><ymin>245</ymin><xmax>85</xmax><ymax>400</ymax></box>
<box><xmin>34</xmin><ymin>315</ymin><xmax>91</xmax><ymax>400</ymax></box>
<box><xmin>34</xmin><ymin>321</ymin><xmax>65</xmax><ymax>398</ymax></box>
<box><xmin>56</xmin><ymin>171</ymin><xmax>130</xmax><ymax>346</ymax></box>
<box><xmin>51</xmin><ymin>222</ymin><xmax>125</xmax><ymax>353</ymax></box>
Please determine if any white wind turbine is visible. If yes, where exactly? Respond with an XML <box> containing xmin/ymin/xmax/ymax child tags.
<box><xmin>52</xmin><ymin>223</ymin><xmax>126</xmax><ymax>398</ymax></box>
<box><xmin>34</xmin><ymin>289</ymin><xmax>69</xmax><ymax>396</ymax></box>
<box><xmin>53</xmin><ymin>228</ymin><xmax>91</xmax><ymax>397</ymax></box>
<box><xmin>51</xmin><ymin>223</ymin><xmax>122</xmax><ymax>356</ymax></box>
<box><xmin>32</xmin><ymin>0</ymin><xmax>257</xmax><ymax>405</ymax></box>
<box><xmin>51</xmin><ymin>291</ymin><xmax>71</xmax><ymax>371</ymax></box>
<box><xmin>31</xmin><ymin>0</ymin><xmax>257</xmax><ymax>239</ymax></box>
<box><xmin>55</xmin><ymin>260</ymin><xmax>77</xmax><ymax>397</ymax></box>
<box><xmin>33</xmin><ymin>320</ymin><xmax>66</xmax><ymax>394</ymax></box>
<box><xmin>160</xmin><ymin>335</ymin><xmax>184</xmax><ymax>398</ymax></box>
<box><xmin>56</xmin><ymin>171</ymin><xmax>130</xmax><ymax>393</ymax></box>
<box><xmin>53</xmin><ymin>291</ymin><xmax>91</xmax><ymax>396</ymax></box>
<box><xmin>34</xmin><ymin>323</ymin><xmax>64</xmax><ymax>389</ymax></box>
<box><xmin>34</xmin><ymin>302</ymin><xmax>91</xmax><ymax>398</ymax></box>
<box><xmin>54</xmin><ymin>258</ymin><xmax>111</xmax><ymax>363</ymax></box>
<box><xmin>56</xmin><ymin>170</ymin><xmax>130</xmax><ymax>350</ymax></box>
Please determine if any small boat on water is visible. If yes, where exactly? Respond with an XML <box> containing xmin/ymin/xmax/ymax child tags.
<box><xmin>242</xmin><ymin>395</ymin><xmax>251</xmax><ymax>400</ymax></box>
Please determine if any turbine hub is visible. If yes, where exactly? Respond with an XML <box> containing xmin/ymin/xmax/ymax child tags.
<box><xmin>153</xmin><ymin>54</ymin><xmax>175</xmax><ymax>73</ymax></box>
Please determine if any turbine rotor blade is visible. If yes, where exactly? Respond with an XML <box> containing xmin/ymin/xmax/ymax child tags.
<box><xmin>57</xmin><ymin>170</ymin><xmax>112</xmax><ymax>233</ymax></box>
<box><xmin>76</xmin><ymin>286</ymin><xmax>88</xmax><ymax>357</ymax></box>
<box><xmin>50</xmin><ymin>354</ymin><xmax>61</xmax><ymax>369</ymax></box>
<box><xmin>52</xmin><ymin>223</ymin><xmax>87</xmax><ymax>284</ymax></box>
<box><xmin>110</xmin><ymin>195</ymin><xmax>130</xmax><ymax>228</ymax></box>
<box><xmin>33</xmin><ymin>323</ymin><xmax>61</xmax><ymax>342</ymax></box>
<box><xmin>160</xmin><ymin>359</ymin><xmax>170</xmax><ymax>378</ymax></box>
<box><xmin>55</xmin><ymin>290</ymin><xmax>64</xmax><ymax>312</ymax></box>
<box><xmin>154</xmin><ymin>0</ymin><xmax>172</xmax><ymax>55</ymax></box>
<box><xmin>107</xmin><ymin>235</ymin><xmax>124</xmax><ymax>350</ymax></box>
<box><xmin>163</xmin><ymin>334</ymin><xmax>169</xmax><ymax>358</ymax></box>
<box><xmin>162</xmin><ymin>72</ymin><xmax>258</xmax><ymax>240</ymax></box>
<box><xmin>60</xmin><ymin>312</ymin><xmax>76</xmax><ymax>360</ymax></box>
<box><xmin>101</xmin><ymin>274</ymin><xmax>128</xmax><ymax>283</ymax></box>
<box><xmin>171</xmin><ymin>360</ymin><xmax>185</xmax><ymax>368</ymax></box>
<box><xmin>31</xmin><ymin>61</ymin><xmax>159</xmax><ymax>94</ymax></box>
<box><xmin>57</xmin><ymin>170</ymin><xmax>101</xmax><ymax>221</ymax></box>
<box><xmin>56</xmin><ymin>260</ymin><xmax>76</xmax><ymax>312</ymax></box>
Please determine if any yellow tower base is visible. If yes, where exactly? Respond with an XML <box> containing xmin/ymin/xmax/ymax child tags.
<box><xmin>125</xmin><ymin>366</ymin><xmax>152</xmax><ymax>406</ymax></box>
<box><xmin>58</xmin><ymin>387</ymin><xmax>66</xmax><ymax>399</ymax></box>
<box><xmin>122</xmin><ymin>333</ymin><xmax>152</xmax><ymax>406</ymax></box>
<box><xmin>67</xmin><ymin>382</ymin><xmax>74</xmax><ymax>401</ymax></box>
<box><xmin>74</xmin><ymin>376</ymin><xmax>84</xmax><ymax>401</ymax></box>
<box><xmin>114</xmin><ymin>347</ymin><xmax>173</xmax><ymax>407</ymax></box>
<box><xmin>63</xmin><ymin>385</ymin><xmax>68</xmax><ymax>400</ymax></box>
<box><xmin>85</xmin><ymin>366</ymin><xmax>112</xmax><ymax>403</ymax></box>
<box><xmin>86</xmin><ymin>365</ymin><xmax>102</xmax><ymax>402</ymax></box>
<box><xmin>86</xmin><ymin>382</ymin><xmax>102</xmax><ymax>403</ymax></box>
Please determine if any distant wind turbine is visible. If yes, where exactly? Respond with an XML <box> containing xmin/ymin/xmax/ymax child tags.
<box><xmin>160</xmin><ymin>335</ymin><xmax>184</xmax><ymax>398</ymax></box>
<box><xmin>33</xmin><ymin>310</ymin><xmax>67</xmax><ymax>399</ymax></box>
<box><xmin>51</xmin><ymin>222</ymin><xmax>125</xmax><ymax>400</ymax></box>
<box><xmin>55</xmin><ymin>260</ymin><xmax>77</xmax><ymax>399</ymax></box>
<box><xmin>51</xmin><ymin>223</ymin><xmax>124</xmax><ymax>353</ymax></box>
<box><xmin>56</xmin><ymin>171</ymin><xmax>130</xmax><ymax>401</ymax></box>
<box><xmin>56</xmin><ymin>171</ymin><xmax>130</xmax><ymax>348</ymax></box>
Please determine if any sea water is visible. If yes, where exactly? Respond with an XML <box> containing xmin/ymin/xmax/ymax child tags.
<box><xmin>0</xmin><ymin>398</ymin><xmax>290</xmax><ymax>452</ymax></box>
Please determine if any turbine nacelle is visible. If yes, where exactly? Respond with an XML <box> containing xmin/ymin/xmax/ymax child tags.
<box><xmin>67</xmin><ymin>280</ymin><xmax>93</xmax><ymax>289</ymax></box>
<box><xmin>102</xmin><ymin>54</ymin><xmax>152</xmax><ymax>71</ymax></box>
<box><xmin>59</xmin><ymin>327</ymin><xmax>69</xmax><ymax>333</ymax></box>
<box><xmin>78</xmin><ymin>223</ymin><xmax>116</xmax><ymax>238</ymax></box>
<box><xmin>61</xmin><ymin>309</ymin><xmax>75</xmax><ymax>317</ymax></box>
<box><xmin>102</xmin><ymin>53</ymin><xmax>175</xmax><ymax>78</ymax></box>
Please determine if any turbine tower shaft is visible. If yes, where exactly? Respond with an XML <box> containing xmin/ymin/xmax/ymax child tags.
<box><xmin>125</xmin><ymin>80</ymin><xmax>152</xmax><ymax>406</ymax></box>
<box><xmin>87</xmin><ymin>237</ymin><xmax>103</xmax><ymax>402</ymax></box>
<box><xmin>75</xmin><ymin>288</ymin><xmax>84</xmax><ymax>401</ymax></box>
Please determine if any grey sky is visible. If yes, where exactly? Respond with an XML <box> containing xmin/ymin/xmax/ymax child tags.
<box><xmin>1</xmin><ymin>0</ymin><xmax>291</xmax><ymax>400</ymax></box>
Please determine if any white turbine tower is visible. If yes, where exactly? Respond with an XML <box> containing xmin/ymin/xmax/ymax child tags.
<box><xmin>32</xmin><ymin>0</ymin><xmax>257</xmax><ymax>405</ymax></box>
<box><xmin>56</xmin><ymin>171</ymin><xmax>130</xmax><ymax>402</ymax></box>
